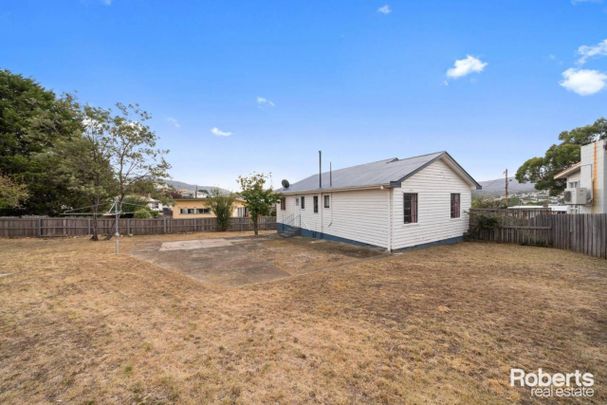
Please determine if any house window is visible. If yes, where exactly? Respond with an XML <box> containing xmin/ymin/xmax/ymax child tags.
<box><xmin>296</xmin><ymin>197</ymin><xmax>299</xmax><ymax>206</ymax></box>
<box><xmin>403</xmin><ymin>193</ymin><xmax>418</xmax><ymax>224</ymax></box>
<box><xmin>237</xmin><ymin>207</ymin><xmax>248</xmax><ymax>217</ymax></box>
<box><xmin>196</xmin><ymin>208</ymin><xmax>210</xmax><ymax>214</ymax></box>
<box><xmin>280</xmin><ymin>197</ymin><xmax>286</xmax><ymax>210</ymax></box>
<box><xmin>568</xmin><ymin>181</ymin><xmax>579</xmax><ymax>188</ymax></box>
<box><xmin>301</xmin><ymin>196</ymin><xmax>305</xmax><ymax>209</ymax></box>
<box><xmin>180</xmin><ymin>208</ymin><xmax>187</xmax><ymax>214</ymax></box>
<box><xmin>313</xmin><ymin>196</ymin><xmax>319</xmax><ymax>213</ymax></box>
<box><xmin>450</xmin><ymin>193</ymin><xmax>460</xmax><ymax>218</ymax></box>
<box><xmin>187</xmin><ymin>208</ymin><xmax>196</xmax><ymax>214</ymax></box>
<box><xmin>324</xmin><ymin>195</ymin><xmax>330</xmax><ymax>208</ymax></box>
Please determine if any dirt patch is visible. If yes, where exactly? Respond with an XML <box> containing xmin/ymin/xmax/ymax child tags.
<box><xmin>131</xmin><ymin>234</ymin><xmax>385</xmax><ymax>286</ymax></box>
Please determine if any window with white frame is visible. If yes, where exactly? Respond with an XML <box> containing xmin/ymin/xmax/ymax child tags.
<box><xmin>403</xmin><ymin>193</ymin><xmax>418</xmax><ymax>223</ymax></box>
<box><xmin>450</xmin><ymin>193</ymin><xmax>461</xmax><ymax>218</ymax></box>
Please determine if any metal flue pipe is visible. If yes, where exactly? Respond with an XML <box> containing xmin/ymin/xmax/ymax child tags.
<box><xmin>318</xmin><ymin>150</ymin><xmax>322</xmax><ymax>189</ymax></box>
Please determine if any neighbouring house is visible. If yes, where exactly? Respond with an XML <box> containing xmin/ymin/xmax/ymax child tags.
<box><xmin>145</xmin><ymin>197</ymin><xmax>169</xmax><ymax>215</ymax></box>
<box><xmin>172</xmin><ymin>198</ymin><xmax>248</xmax><ymax>219</ymax></box>
<box><xmin>554</xmin><ymin>139</ymin><xmax>607</xmax><ymax>214</ymax></box>
<box><xmin>276</xmin><ymin>151</ymin><xmax>481</xmax><ymax>251</ymax></box>
<box><xmin>176</xmin><ymin>188</ymin><xmax>210</xmax><ymax>199</ymax></box>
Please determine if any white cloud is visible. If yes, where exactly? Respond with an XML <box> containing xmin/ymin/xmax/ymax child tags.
<box><xmin>166</xmin><ymin>117</ymin><xmax>180</xmax><ymax>128</ymax></box>
<box><xmin>560</xmin><ymin>68</ymin><xmax>607</xmax><ymax>95</ymax></box>
<box><xmin>577</xmin><ymin>38</ymin><xmax>607</xmax><ymax>64</ymax></box>
<box><xmin>256</xmin><ymin>96</ymin><xmax>275</xmax><ymax>108</ymax></box>
<box><xmin>377</xmin><ymin>5</ymin><xmax>391</xmax><ymax>14</ymax></box>
<box><xmin>210</xmin><ymin>127</ymin><xmax>232</xmax><ymax>137</ymax></box>
<box><xmin>446</xmin><ymin>55</ymin><xmax>488</xmax><ymax>79</ymax></box>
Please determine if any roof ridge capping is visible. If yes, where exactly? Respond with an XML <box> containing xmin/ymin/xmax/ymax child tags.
<box><xmin>386</xmin><ymin>150</ymin><xmax>447</xmax><ymax>164</ymax></box>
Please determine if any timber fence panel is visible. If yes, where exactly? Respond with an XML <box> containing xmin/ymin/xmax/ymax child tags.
<box><xmin>0</xmin><ymin>216</ymin><xmax>277</xmax><ymax>238</ymax></box>
<box><xmin>468</xmin><ymin>209</ymin><xmax>606</xmax><ymax>259</ymax></box>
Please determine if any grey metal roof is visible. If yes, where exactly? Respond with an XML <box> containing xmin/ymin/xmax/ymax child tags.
<box><xmin>278</xmin><ymin>151</ymin><xmax>481</xmax><ymax>194</ymax></box>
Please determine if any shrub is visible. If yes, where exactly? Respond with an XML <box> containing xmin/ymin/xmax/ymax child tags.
<box><xmin>206</xmin><ymin>188</ymin><xmax>236</xmax><ymax>231</ymax></box>
<box><xmin>133</xmin><ymin>208</ymin><xmax>152</xmax><ymax>219</ymax></box>
<box><xmin>472</xmin><ymin>214</ymin><xmax>501</xmax><ymax>234</ymax></box>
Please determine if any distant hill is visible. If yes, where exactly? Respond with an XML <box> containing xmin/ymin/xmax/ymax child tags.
<box><xmin>166</xmin><ymin>180</ymin><xmax>230</xmax><ymax>195</ymax></box>
<box><xmin>475</xmin><ymin>177</ymin><xmax>537</xmax><ymax>196</ymax></box>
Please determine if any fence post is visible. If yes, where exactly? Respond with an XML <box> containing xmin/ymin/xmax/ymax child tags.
<box><xmin>163</xmin><ymin>217</ymin><xmax>167</xmax><ymax>233</ymax></box>
<box><xmin>38</xmin><ymin>218</ymin><xmax>43</xmax><ymax>237</ymax></box>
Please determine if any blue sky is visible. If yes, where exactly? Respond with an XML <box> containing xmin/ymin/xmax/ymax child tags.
<box><xmin>1</xmin><ymin>0</ymin><xmax>606</xmax><ymax>190</ymax></box>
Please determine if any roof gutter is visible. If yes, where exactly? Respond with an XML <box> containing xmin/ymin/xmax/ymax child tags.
<box><xmin>279</xmin><ymin>183</ymin><xmax>393</xmax><ymax>196</ymax></box>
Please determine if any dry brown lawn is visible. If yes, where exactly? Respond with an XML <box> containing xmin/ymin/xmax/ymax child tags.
<box><xmin>0</xmin><ymin>233</ymin><xmax>605</xmax><ymax>404</ymax></box>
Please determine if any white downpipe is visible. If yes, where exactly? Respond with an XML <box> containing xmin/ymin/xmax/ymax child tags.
<box><xmin>320</xmin><ymin>193</ymin><xmax>324</xmax><ymax>235</ymax></box>
<box><xmin>387</xmin><ymin>188</ymin><xmax>393</xmax><ymax>252</ymax></box>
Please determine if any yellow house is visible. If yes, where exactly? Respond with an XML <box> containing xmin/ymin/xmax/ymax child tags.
<box><xmin>172</xmin><ymin>198</ymin><xmax>248</xmax><ymax>219</ymax></box>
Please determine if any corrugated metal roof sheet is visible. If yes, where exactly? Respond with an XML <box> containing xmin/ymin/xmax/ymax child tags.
<box><xmin>279</xmin><ymin>151</ymin><xmax>475</xmax><ymax>194</ymax></box>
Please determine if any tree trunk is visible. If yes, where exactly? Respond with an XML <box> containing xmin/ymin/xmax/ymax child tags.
<box><xmin>90</xmin><ymin>197</ymin><xmax>99</xmax><ymax>241</ymax></box>
<box><xmin>252</xmin><ymin>214</ymin><xmax>259</xmax><ymax>236</ymax></box>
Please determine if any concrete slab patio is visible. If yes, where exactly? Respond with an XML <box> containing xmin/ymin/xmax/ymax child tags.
<box><xmin>159</xmin><ymin>238</ymin><xmax>248</xmax><ymax>251</ymax></box>
<box><xmin>132</xmin><ymin>234</ymin><xmax>385</xmax><ymax>287</ymax></box>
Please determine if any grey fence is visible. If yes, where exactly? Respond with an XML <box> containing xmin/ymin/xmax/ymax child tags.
<box><xmin>0</xmin><ymin>216</ymin><xmax>276</xmax><ymax>238</ymax></box>
<box><xmin>468</xmin><ymin>209</ymin><xmax>607</xmax><ymax>259</ymax></box>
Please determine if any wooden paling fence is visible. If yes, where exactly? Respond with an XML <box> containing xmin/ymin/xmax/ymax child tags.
<box><xmin>0</xmin><ymin>216</ymin><xmax>276</xmax><ymax>238</ymax></box>
<box><xmin>468</xmin><ymin>209</ymin><xmax>607</xmax><ymax>259</ymax></box>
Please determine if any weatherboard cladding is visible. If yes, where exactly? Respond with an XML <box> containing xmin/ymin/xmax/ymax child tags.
<box><xmin>279</xmin><ymin>151</ymin><xmax>479</xmax><ymax>194</ymax></box>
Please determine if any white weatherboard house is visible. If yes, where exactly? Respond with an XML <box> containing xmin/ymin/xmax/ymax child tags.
<box><xmin>554</xmin><ymin>139</ymin><xmax>607</xmax><ymax>214</ymax></box>
<box><xmin>276</xmin><ymin>151</ymin><xmax>481</xmax><ymax>251</ymax></box>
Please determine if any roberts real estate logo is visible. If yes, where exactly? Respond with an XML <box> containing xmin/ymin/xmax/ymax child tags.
<box><xmin>510</xmin><ymin>368</ymin><xmax>595</xmax><ymax>398</ymax></box>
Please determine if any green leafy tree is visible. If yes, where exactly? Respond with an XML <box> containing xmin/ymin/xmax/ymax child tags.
<box><xmin>472</xmin><ymin>195</ymin><xmax>522</xmax><ymax>209</ymax></box>
<box><xmin>120</xmin><ymin>195</ymin><xmax>157</xmax><ymax>218</ymax></box>
<box><xmin>237</xmin><ymin>173</ymin><xmax>280</xmax><ymax>236</ymax></box>
<box><xmin>0</xmin><ymin>69</ymin><xmax>83</xmax><ymax>215</ymax></box>
<box><xmin>128</xmin><ymin>178</ymin><xmax>174</xmax><ymax>206</ymax></box>
<box><xmin>206</xmin><ymin>188</ymin><xmax>236</xmax><ymax>231</ymax></box>
<box><xmin>516</xmin><ymin>118</ymin><xmax>607</xmax><ymax>196</ymax></box>
<box><xmin>0</xmin><ymin>174</ymin><xmax>29</xmax><ymax>209</ymax></box>
<box><xmin>133</xmin><ymin>208</ymin><xmax>153</xmax><ymax>219</ymax></box>
<box><xmin>80</xmin><ymin>103</ymin><xmax>170</xmax><ymax>238</ymax></box>
<box><xmin>105</xmin><ymin>103</ymin><xmax>170</xmax><ymax>206</ymax></box>
<box><xmin>57</xmin><ymin>106</ymin><xmax>118</xmax><ymax>239</ymax></box>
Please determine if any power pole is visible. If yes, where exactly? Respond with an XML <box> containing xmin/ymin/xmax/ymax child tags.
<box><xmin>504</xmin><ymin>169</ymin><xmax>509</xmax><ymax>208</ymax></box>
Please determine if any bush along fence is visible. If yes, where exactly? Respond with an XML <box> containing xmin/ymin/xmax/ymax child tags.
<box><xmin>0</xmin><ymin>216</ymin><xmax>276</xmax><ymax>238</ymax></box>
<box><xmin>467</xmin><ymin>208</ymin><xmax>607</xmax><ymax>259</ymax></box>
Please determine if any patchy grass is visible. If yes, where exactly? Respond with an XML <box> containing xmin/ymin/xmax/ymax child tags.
<box><xmin>0</xmin><ymin>234</ymin><xmax>605</xmax><ymax>404</ymax></box>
